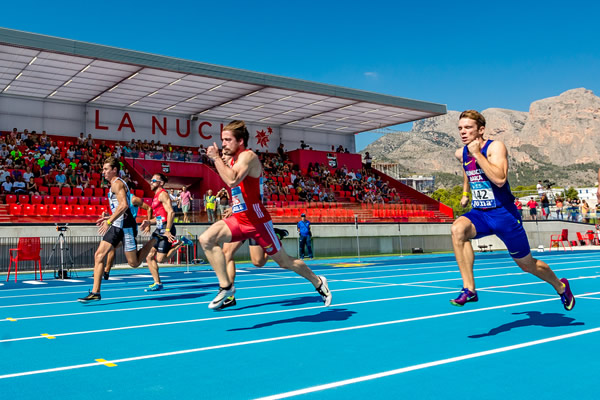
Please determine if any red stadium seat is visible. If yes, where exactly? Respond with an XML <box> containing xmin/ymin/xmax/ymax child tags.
<box><xmin>9</xmin><ymin>204</ymin><xmax>22</xmax><ymax>216</ymax></box>
<box><xmin>55</xmin><ymin>196</ymin><xmax>66</xmax><ymax>205</ymax></box>
<box><xmin>50</xmin><ymin>187</ymin><xmax>60</xmax><ymax>196</ymax></box>
<box><xmin>18</xmin><ymin>195</ymin><xmax>30</xmax><ymax>204</ymax></box>
<box><xmin>84</xmin><ymin>188</ymin><xmax>93</xmax><ymax>197</ymax></box>
<box><xmin>35</xmin><ymin>204</ymin><xmax>48</xmax><ymax>216</ymax></box>
<box><xmin>72</xmin><ymin>187</ymin><xmax>83</xmax><ymax>197</ymax></box>
<box><xmin>33</xmin><ymin>177</ymin><xmax>44</xmax><ymax>186</ymax></box>
<box><xmin>42</xmin><ymin>195</ymin><xmax>54</xmax><ymax>205</ymax></box>
<box><xmin>66</xmin><ymin>196</ymin><xmax>78</xmax><ymax>205</ymax></box>
<box><xmin>61</xmin><ymin>187</ymin><xmax>71</xmax><ymax>196</ymax></box>
<box><xmin>30</xmin><ymin>195</ymin><xmax>42</xmax><ymax>204</ymax></box>
<box><xmin>135</xmin><ymin>189</ymin><xmax>144</xmax><ymax>198</ymax></box>
<box><xmin>94</xmin><ymin>188</ymin><xmax>104</xmax><ymax>197</ymax></box>
<box><xmin>60</xmin><ymin>205</ymin><xmax>73</xmax><ymax>216</ymax></box>
<box><xmin>85</xmin><ymin>205</ymin><xmax>96</xmax><ymax>216</ymax></box>
<box><xmin>5</xmin><ymin>194</ymin><xmax>17</xmax><ymax>204</ymax></box>
<box><xmin>91</xmin><ymin>173</ymin><xmax>101</xmax><ymax>181</ymax></box>
<box><xmin>90</xmin><ymin>197</ymin><xmax>100</xmax><ymax>205</ymax></box>
<box><xmin>96</xmin><ymin>205</ymin><xmax>109</xmax><ymax>215</ymax></box>
<box><xmin>72</xmin><ymin>205</ymin><xmax>84</xmax><ymax>215</ymax></box>
<box><xmin>38</xmin><ymin>185</ymin><xmax>49</xmax><ymax>195</ymax></box>
<box><xmin>100</xmin><ymin>197</ymin><xmax>109</xmax><ymax>205</ymax></box>
<box><xmin>22</xmin><ymin>204</ymin><xmax>35</xmax><ymax>216</ymax></box>
<box><xmin>79</xmin><ymin>197</ymin><xmax>90</xmax><ymax>205</ymax></box>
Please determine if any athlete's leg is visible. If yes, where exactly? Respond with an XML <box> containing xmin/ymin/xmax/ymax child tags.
<box><xmin>124</xmin><ymin>239</ymin><xmax>156</xmax><ymax>268</ymax></box>
<box><xmin>146</xmin><ymin>247</ymin><xmax>160</xmax><ymax>285</ymax></box>
<box><xmin>198</xmin><ymin>220</ymin><xmax>233</xmax><ymax>287</ymax></box>
<box><xmin>165</xmin><ymin>240</ymin><xmax>185</xmax><ymax>259</ymax></box>
<box><xmin>249</xmin><ymin>244</ymin><xmax>268</xmax><ymax>267</ymax></box>
<box><xmin>269</xmin><ymin>247</ymin><xmax>321</xmax><ymax>288</ymax></box>
<box><xmin>513</xmin><ymin>254</ymin><xmax>564</xmax><ymax>292</ymax></box>
<box><xmin>450</xmin><ymin>216</ymin><xmax>477</xmax><ymax>291</ymax></box>
<box><xmin>104</xmin><ymin>247</ymin><xmax>115</xmax><ymax>278</ymax></box>
<box><xmin>91</xmin><ymin>241</ymin><xmax>116</xmax><ymax>293</ymax></box>
<box><xmin>223</xmin><ymin>241</ymin><xmax>243</xmax><ymax>283</ymax></box>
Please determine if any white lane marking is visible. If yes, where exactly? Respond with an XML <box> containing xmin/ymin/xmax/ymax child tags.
<box><xmin>4</xmin><ymin>289</ymin><xmax>599</xmax><ymax>344</ymax></box>
<box><xmin>252</xmin><ymin>326</ymin><xmax>600</xmax><ymax>400</ymax></box>
<box><xmin>22</xmin><ymin>281</ymin><xmax>47</xmax><ymax>285</ymax></box>
<box><xmin>1</xmin><ymin>297</ymin><xmax>598</xmax><ymax>380</ymax></box>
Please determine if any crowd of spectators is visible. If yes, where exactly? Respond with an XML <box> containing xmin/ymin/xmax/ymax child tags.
<box><xmin>258</xmin><ymin>152</ymin><xmax>401</xmax><ymax>205</ymax></box>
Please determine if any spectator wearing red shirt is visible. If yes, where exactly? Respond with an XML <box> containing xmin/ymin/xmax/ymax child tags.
<box><xmin>514</xmin><ymin>198</ymin><xmax>523</xmax><ymax>219</ymax></box>
<box><xmin>527</xmin><ymin>197</ymin><xmax>538</xmax><ymax>220</ymax></box>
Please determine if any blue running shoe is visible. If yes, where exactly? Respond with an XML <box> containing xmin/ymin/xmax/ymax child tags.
<box><xmin>450</xmin><ymin>288</ymin><xmax>478</xmax><ymax>306</ymax></box>
<box><xmin>145</xmin><ymin>282</ymin><xmax>163</xmax><ymax>292</ymax></box>
<box><xmin>180</xmin><ymin>236</ymin><xmax>193</xmax><ymax>246</ymax></box>
<box><xmin>559</xmin><ymin>278</ymin><xmax>575</xmax><ymax>311</ymax></box>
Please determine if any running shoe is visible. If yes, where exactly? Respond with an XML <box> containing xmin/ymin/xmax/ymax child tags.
<box><xmin>316</xmin><ymin>275</ymin><xmax>332</xmax><ymax>306</ymax></box>
<box><xmin>145</xmin><ymin>282</ymin><xmax>163</xmax><ymax>292</ymax></box>
<box><xmin>219</xmin><ymin>296</ymin><xmax>237</xmax><ymax>310</ymax></box>
<box><xmin>450</xmin><ymin>288</ymin><xmax>478</xmax><ymax>306</ymax></box>
<box><xmin>180</xmin><ymin>236</ymin><xmax>193</xmax><ymax>246</ymax></box>
<box><xmin>103</xmin><ymin>270</ymin><xmax>110</xmax><ymax>280</ymax></box>
<box><xmin>208</xmin><ymin>285</ymin><xmax>236</xmax><ymax>309</ymax></box>
<box><xmin>78</xmin><ymin>291</ymin><xmax>101</xmax><ymax>302</ymax></box>
<box><xmin>274</xmin><ymin>228</ymin><xmax>289</xmax><ymax>240</ymax></box>
<box><xmin>559</xmin><ymin>278</ymin><xmax>575</xmax><ymax>311</ymax></box>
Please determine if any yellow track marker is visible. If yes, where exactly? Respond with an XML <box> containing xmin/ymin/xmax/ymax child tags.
<box><xmin>95</xmin><ymin>358</ymin><xmax>117</xmax><ymax>367</ymax></box>
<box><xmin>41</xmin><ymin>333</ymin><xmax>56</xmax><ymax>339</ymax></box>
<box><xmin>329</xmin><ymin>263</ymin><xmax>374</xmax><ymax>268</ymax></box>
<box><xmin>6</xmin><ymin>318</ymin><xmax>17</xmax><ymax>322</ymax></box>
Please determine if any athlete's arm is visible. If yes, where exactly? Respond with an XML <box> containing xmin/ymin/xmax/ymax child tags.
<box><xmin>98</xmin><ymin>180</ymin><xmax>128</xmax><ymax>235</ymax></box>
<box><xmin>209</xmin><ymin>147</ymin><xmax>254</xmax><ymax>188</ymax></box>
<box><xmin>468</xmin><ymin>140</ymin><xmax>508</xmax><ymax>187</ymax></box>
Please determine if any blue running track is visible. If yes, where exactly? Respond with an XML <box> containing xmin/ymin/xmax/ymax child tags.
<box><xmin>0</xmin><ymin>250</ymin><xmax>599</xmax><ymax>399</ymax></box>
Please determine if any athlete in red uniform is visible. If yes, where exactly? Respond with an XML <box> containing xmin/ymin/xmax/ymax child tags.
<box><xmin>199</xmin><ymin>120</ymin><xmax>332</xmax><ymax>310</ymax></box>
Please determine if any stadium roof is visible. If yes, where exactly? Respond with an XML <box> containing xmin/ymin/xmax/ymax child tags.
<box><xmin>0</xmin><ymin>27</ymin><xmax>446</xmax><ymax>135</ymax></box>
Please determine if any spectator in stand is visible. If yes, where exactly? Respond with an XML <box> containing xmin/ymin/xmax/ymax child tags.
<box><xmin>22</xmin><ymin>166</ymin><xmax>34</xmax><ymax>183</ymax></box>
<box><xmin>55</xmin><ymin>170</ymin><xmax>67</xmax><ymax>188</ymax></box>
<box><xmin>0</xmin><ymin>145</ymin><xmax>8</xmax><ymax>159</ymax></box>
<box><xmin>527</xmin><ymin>197</ymin><xmax>538</xmax><ymax>220</ymax></box>
<box><xmin>180</xmin><ymin>186</ymin><xmax>193</xmax><ymax>223</ymax></box>
<box><xmin>86</xmin><ymin>134</ymin><xmax>95</xmax><ymax>147</ymax></box>
<box><xmin>217</xmin><ymin>188</ymin><xmax>230</xmax><ymax>220</ymax></box>
<box><xmin>514</xmin><ymin>198</ymin><xmax>523</xmax><ymax>219</ymax></box>
<box><xmin>540</xmin><ymin>193</ymin><xmax>550</xmax><ymax>220</ymax></box>
<box><xmin>66</xmin><ymin>145</ymin><xmax>75</xmax><ymax>159</ymax></box>
<box><xmin>169</xmin><ymin>189</ymin><xmax>180</xmax><ymax>213</ymax></box>
<box><xmin>277</xmin><ymin>143</ymin><xmax>286</xmax><ymax>160</ymax></box>
<box><xmin>204</xmin><ymin>189</ymin><xmax>216</xmax><ymax>223</ymax></box>
<box><xmin>77</xmin><ymin>132</ymin><xmax>86</xmax><ymax>145</ymax></box>
<box><xmin>364</xmin><ymin>151</ymin><xmax>372</xmax><ymax>169</ymax></box>
<box><xmin>49</xmin><ymin>141</ymin><xmax>59</xmax><ymax>155</ymax></box>
<box><xmin>26</xmin><ymin>176</ymin><xmax>39</xmax><ymax>195</ymax></box>
<box><xmin>536</xmin><ymin>180</ymin><xmax>544</xmax><ymax>197</ymax></box>
<box><xmin>581</xmin><ymin>200</ymin><xmax>590</xmax><ymax>223</ymax></box>
<box><xmin>297</xmin><ymin>213</ymin><xmax>313</xmax><ymax>259</ymax></box>
<box><xmin>13</xmin><ymin>176</ymin><xmax>26</xmax><ymax>194</ymax></box>
<box><xmin>2</xmin><ymin>176</ymin><xmax>13</xmax><ymax>193</ymax></box>
<box><xmin>555</xmin><ymin>197</ymin><xmax>564</xmax><ymax>220</ymax></box>
<box><xmin>336</xmin><ymin>145</ymin><xmax>344</xmax><ymax>153</ymax></box>
<box><xmin>300</xmin><ymin>140</ymin><xmax>309</xmax><ymax>150</ymax></box>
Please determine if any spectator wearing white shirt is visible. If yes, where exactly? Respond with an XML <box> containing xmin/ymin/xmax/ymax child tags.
<box><xmin>22</xmin><ymin>167</ymin><xmax>34</xmax><ymax>183</ymax></box>
<box><xmin>2</xmin><ymin>177</ymin><xmax>13</xmax><ymax>193</ymax></box>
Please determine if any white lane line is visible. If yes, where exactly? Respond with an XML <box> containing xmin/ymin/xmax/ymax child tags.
<box><xmin>1</xmin><ymin>295</ymin><xmax>597</xmax><ymax>380</ymax></box>
<box><xmin>252</xmin><ymin>326</ymin><xmax>600</xmax><ymax>400</ymax></box>
<box><xmin>22</xmin><ymin>281</ymin><xmax>47</xmax><ymax>285</ymax></box>
<box><xmin>4</xmin><ymin>289</ymin><xmax>599</xmax><ymax>344</ymax></box>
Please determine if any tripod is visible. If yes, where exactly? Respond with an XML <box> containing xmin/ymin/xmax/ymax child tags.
<box><xmin>45</xmin><ymin>227</ymin><xmax>75</xmax><ymax>279</ymax></box>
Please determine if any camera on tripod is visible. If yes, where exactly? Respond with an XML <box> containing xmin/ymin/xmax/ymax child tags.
<box><xmin>56</xmin><ymin>224</ymin><xmax>69</xmax><ymax>232</ymax></box>
<box><xmin>543</xmin><ymin>179</ymin><xmax>555</xmax><ymax>190</ymax></box>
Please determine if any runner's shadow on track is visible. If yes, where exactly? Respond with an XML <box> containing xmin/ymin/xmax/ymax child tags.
<box><xmin>227</xmin><ymin>308</ymin><xmax>356</xmax><ymax>331</ymax></box>
<box><xmin>88</xmin><ymin>292</ymin><xmax>211</xmax><ymax>306</ymax></box>
<box><xmin>468</xmin><ymin>311</ymin><xmax>584</xmax><ymax>338</ymax></box>
<box><xmin>221</xmin><ymin>295</ymin><xmax>323</xmax><ymax>312</ymax></box>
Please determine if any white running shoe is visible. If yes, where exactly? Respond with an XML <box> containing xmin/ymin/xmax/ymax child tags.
<box><xmin>208</xmin><ymin>285</ymin><xmax>236</xmax><ymax>309</ymax></box>
<box><xmin>316</xmin><ymin>276</ymin><xmax>332</xmax><ymax>307</ymax></box>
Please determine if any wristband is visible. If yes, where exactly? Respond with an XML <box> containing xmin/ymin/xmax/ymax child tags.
<box><xmin>106</xmin><ymin>220</ymin><xmax>112</xmax><ymax>225</ymax></box>
<box><xmin>462</xmin><ymin>192</ymin><xmax>469</xmax><ymax>197</ymax></box>
<box><xmin>165</xmin><ymin>229</ymin><xmax>170</xmax><ymax>232</ymax></box>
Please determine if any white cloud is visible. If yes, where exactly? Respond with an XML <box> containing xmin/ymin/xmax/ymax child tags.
<box><xmin>364</xmin><ymin>71</ymin><xmax>378</xmax><ymax>79</ymax></box>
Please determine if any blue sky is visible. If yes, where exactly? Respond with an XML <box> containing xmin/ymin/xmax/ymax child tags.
<box><xmin>2</xmin><ymin>0</ymin><xmax>600</xmax><ymax>150</ymax></box>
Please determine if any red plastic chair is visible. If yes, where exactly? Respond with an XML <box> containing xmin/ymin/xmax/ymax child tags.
<box><xmin>576</xmin><ymin>231</ymin><xmax>592</xmax><ymax>246</ymax></box>
<box><xmin>79</xmin><ymin>197</ymin><xmax>90</xmax><ymax>205</ymax></box>
<box><xmin>31</xmin><ymin>195</ymin><xmax>42</xmax><ymax>204</ymax></box>
<box><xmin>61</xmin><ymin>187</ymin><xmax>71</xmax><ymax>196</ymax></box>
<box><xmin>94</xmin><ymin>188</ymin><xmax>104</xmax><ymax>197</ymax></box>
<box><xmin>9</xmin><ymin>204</ymin><xmax>22</xmax><ymax>216</ymax></box>
<box><xmin>22</xmin><ymin>204</ymin><xmax>35</xmax><ymax>216</ymax></box>
<box><xmin>5</xmin><ymin>194</ymin><xmax>17</xmax><ymax>204</ymax></box>
<box><xmin>18</xmin><ymin>195</ymin><xmax>30</xmax><ymax>204</ymax></box>
<box><xmin>73</xmin><ymin>187</ymin><xmax>83</xmax><ymax>197</ymax></box>
<box><xmin>36</xmin><ymin>204</ymin><xmax>48</xmax><ymax>216</ymax></box>
<box><xmin>84</xmin><ymin>188</ymin><xmax>94</xmax><ymax>197</ymax></box>
<box><xmin>90</xmin><ymin>196</ymin><xmax>100</xmax><ymax>205</ymax></box>
<box><xmin>67</xmin><ymin>196</ymin><xmax>79</xmax><ymax>205</ymax></box>
<box><xmin>50</xmin><ymin>186</ymin><xmax>60</xmax><ymax>196</ymax></box>
<box><xmin>550</xmin><ymin>229</ymin><xmax>572</xmax><ymax>251</ymax></box>
<box><xmin>7</xmin><ymin>237</ymin><xmax>42</xmax><ymax>282</ymax></box>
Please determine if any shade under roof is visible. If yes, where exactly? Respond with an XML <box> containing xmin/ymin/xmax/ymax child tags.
<box><xmin>0</xmin><ymin>27</ymin><xmax>446</xmax><ymax>134</ymax></box>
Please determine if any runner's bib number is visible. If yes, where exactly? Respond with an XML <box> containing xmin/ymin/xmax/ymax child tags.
<box><xmin>231</xmin><ymin>186</ymin><xmax>247</xmax><ymax>213</ymax></box>
<box><xmin>470</xmin><ymin>181</ymin><xmax>497</xmax><ymax>208</ymax></box>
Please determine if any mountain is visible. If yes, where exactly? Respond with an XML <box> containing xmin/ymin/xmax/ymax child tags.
<box><xmin>362</xmin><ymin>88</ymin><xmax>600</xmax><ymax>188</ymax></box>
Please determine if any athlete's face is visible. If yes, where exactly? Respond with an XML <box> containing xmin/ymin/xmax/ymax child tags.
<box><xmin>150</xmin><ymin>175</ymin><xmax>162</xmax><ymax>190</ymax></box>
<box><xmin>221</xmin><ymin>130</ymin><xmax>243</xmax><ymax>156</ymax></box>
<box><xmin>102</xmin><ymin>163</ymin><xmax>117</xmax><ymax>180</ymax></box>
<box><xmin>458</xmin><ymin>118</ymin><xmax>485</xmax><ymax>145</ymax></box>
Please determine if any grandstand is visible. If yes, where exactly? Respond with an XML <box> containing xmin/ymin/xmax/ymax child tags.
<box><xmin>0</xmin><ymin>27</ymin><xmax>451</xmax><ymax>227</ymax></box>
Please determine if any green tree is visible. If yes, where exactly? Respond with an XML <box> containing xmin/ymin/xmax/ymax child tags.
<box><xmin>432</xmin><ymin>185</ymin><xmax>471</xmax><ymax>217</ymax></box>
<box><xmin>563</xmin><ymin>187</ymin><xmax>579</xmax><ymax>200</ymax></box>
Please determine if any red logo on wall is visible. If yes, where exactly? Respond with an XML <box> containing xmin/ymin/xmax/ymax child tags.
<box><xmin>255</xmin><ymin>127</ymin><xmax>273</xmax><ymax>148</ymax></box>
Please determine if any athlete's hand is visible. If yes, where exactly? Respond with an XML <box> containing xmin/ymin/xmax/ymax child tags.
<box><xmin>140</xmin><ymin>220</ymin><xmax>151</xmax><ymax>234</ymax></box>
<box><xmin>222</xmin><ymin>207</ymin><xmax>232</xmax><ymax>219</ymax></box>
<box><xmin>96</xmin><ymin>214</ymin><xmax>109</xmax><ymax>226</ymax></box>
<box><xmin>206</xmin><ymin>143</ymin><xmax>220</xmax><ymax>161</ymax></box>
<box><xmin>166</xmin><ymin>232</ymin><xmax>176</xmax><ymax>243</ymax></box>
<box><xmin>467</xmin><ymin>140</ymin><xmax>481</xmax><ymax>156</ymax></box>
<box><xmin>97</xmin><ymin>220</ymin><xmax>110</xmax><ymax>236</ymax></box>
<box><xmin>460</xmin><ymin>194</ymin><xmax>469</xmax><ymax>208</ymax></box>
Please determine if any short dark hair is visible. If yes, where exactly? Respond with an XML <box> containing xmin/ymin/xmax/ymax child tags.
<box><xmin>154</xmin><ymin>173</ymin><xmax>168</xmax><ymax>183</ymax></box>
<box><xmin>459</xmin><ymin>110</ymin><xmax>486</xmax><ymax>128</ymax></box>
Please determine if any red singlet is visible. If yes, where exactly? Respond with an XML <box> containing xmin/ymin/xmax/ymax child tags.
<box><xmin>152</xmin><ymin>188</ymin><xmax>168</xmax><ymax>229</ymax></box>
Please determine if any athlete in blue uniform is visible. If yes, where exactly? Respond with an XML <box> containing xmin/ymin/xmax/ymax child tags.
<box><xmin>450</xmin><ymin>110</ymin><xmax>575</xmax><ymax>310</ymax></box>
